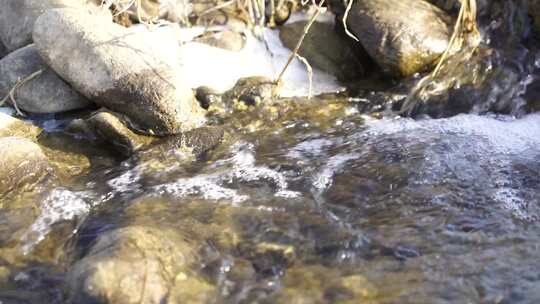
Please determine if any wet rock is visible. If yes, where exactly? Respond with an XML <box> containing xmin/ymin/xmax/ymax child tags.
<box><xmin>266</xmin><ymin>0</ymin><xmax>293</xmax><ymax>26</ymax></box>
<box><xmin>0</xmin><ymin>112</ymin><xmax>41</xmax><ymax>139</ymax></box>
<box><xmin>167</xmin><ymin>275</ymin><xmax>217</xmax><ymax>304</ymax></box>
<box><xmin>277</xmin><ymin>265</ymin><xmax>378</xmax><ymax>303</ymax></box>
<box><xmin>194</xmin><ymin>30</ymin><xmax>246</xmax><ymax>52</ymax></box>
<box><xmin>143</xmin><ymin>126</ymin><xmax>224</xmax><ymax>157</ymax></box>
<box><xmin>33</xmin><ymin>9</ymin><xmax>205</xmax><ymax>135</ymax></box>
<box><xmin>67</xmin><ymin>226</ymin><xmax>196</xmax><ymax>304</ymax></box>
<box><xmin>0</xmin><ymin>0</ymin><xmax>107</xmax><ymax>52</ymax></box>
<box><xmin>0</xmin><ymin>137</ymin><xmax>50</xmax><ymax>197</ymax></box>
<box><xmin>524</xmin><ymin>78</ymin><xmax>540</xmax><ymax>113</ymax></box>
<box><xmin>86</xmin><ymin>110</ymin><xmax>155</xmax><ymax>157</ymax></box>
<box><xmin>279</xmin><ymin>21</ymin><xmax>367</xmax><ymax>81</ymax></box>
<box><xmin>345</xmin><ymin>0</ymin><xmax>452</xmax><ymax>77</ymax></box>
<box><xmin>222</xmin><ymin>76</ymin><xmax>278</xmax><ymax>106</ymax></box>
<box><xmin>195</xmin><ymin>86</ymin><xmax>222</xmax><ymax>109</ymax></box>
<box><xmin>0</xmin><ymin>45</ymin><xmax>91</xmax><ymax>114</ymax></box>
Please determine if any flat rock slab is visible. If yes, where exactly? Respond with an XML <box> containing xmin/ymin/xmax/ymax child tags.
<box><xmin>346</xmin><ymin>0</ymin><xmax>452</xmax><ymax>77</ymax></box>
<box><xmin>0</xmin><ymin>45</ymin><xmax>91</xmax><ymax>114</ymax></box>
<box><xmin>33</xmin><ymin>9</ymin><xmax>205</xmax><ymax>135</ymax></box>
<box><xmin>0</xmin><ymin>0</ymin><xmax>106</xmax><ymax>51</ymax></box>
<box><xmin>0</xmin><ymin>137</ymin><xmax>50</xmax><ymax>197</ymax></box>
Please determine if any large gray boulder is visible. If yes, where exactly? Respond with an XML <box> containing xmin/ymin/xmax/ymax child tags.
<box><xmin>33</xmin><ymin>9</ymin><xmax>205</xmax><ymax>135</ymax></box>
<box><xmin>67</xmin><ymin>226</ymin><xmax>197</xmax><ymax>304</ymax></box>
<box><xmin>346</xmin><ymin>0</ymin><xmax>452</xmax><ymax>77</ymax></box>
<box><xmin>0</xmin><ymin>137</ymin><xmax>50</xmax><ymax>197</ymax></box>
<box><xmin>0</xmin><ymin>0</ymin><xmax>106</xmax><ymax>52</ymax></box>
<box><xmin>0</xmin><ymin>45</ymin><xmax>91</xmax><ymax>114</ymax></box>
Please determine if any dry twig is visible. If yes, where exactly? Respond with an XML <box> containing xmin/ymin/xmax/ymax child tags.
<box><xmin>275</xmin><ymin>0</ymin><xmax>325</xmax><ymax>90</ymax></box>
<box><xmin>0</xmin><ymin>70</ymin><xmax>43</xmax><ymax>117</ymax></box>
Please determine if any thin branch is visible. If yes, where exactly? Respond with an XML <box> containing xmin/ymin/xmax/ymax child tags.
<box><xmin>343</xmin><ymin>0</ymin><xmax>359</xmax><ymax>42</ymax></box>
<box><xmin>295</xmin><ymin>53</ymin><xmax>313</xmax><ymax>99</ymax></box>
<box><xmin>0</xmin><ymin>69</ymin><xmax>43</xmax><ymax>117</ymax></box>
<box><xmin>275</xmin><ymin>0</ymin><xmax>325</xmax><ymax>87</ymax></box>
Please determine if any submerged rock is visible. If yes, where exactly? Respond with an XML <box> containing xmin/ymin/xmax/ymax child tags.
<box><xmin>138</xmin><ymin>126</ymin><xmax>225</xmax><ymax>162</ymax></box>
<box><xmin>0</xmin><ymin>137</ymin><xmax>50</xmax><ymax>197</ymax></box>
<box><xmin>0</xmin><ymin>0</ymin><xmax>106</xmax><ymax>51</ymax></box>
<box><xmin>33</xmin><ymin>9</ymin><xmax>205</xmax><ymax>135</ymax></box>
<box><xmin>67</xmin><ymin>226</ymin><xmax>197</xmax><ymax>304</ymax></box>
<box><xmin>279</xmin><ymin>21</ymin><xmax>367</xmax><ymax>81</ymax></box>
<box><xmin>86</xmin><ymin>110</ymin><xmax>155</xmax><ymax>157</ymax></box>
<box><xmin>0</xmin><ymin>45</ymin><xmax>91</xmax><ymax>114</ymax></box>
<box><xmin>195</xmin><ymin>86</ymin><xmax>222</xmax><ymax>109</ymax></box>
<box><xmin>345</xmin><ymin>0</ymin><xmax>452</xmax><ymax>77</ymax></box>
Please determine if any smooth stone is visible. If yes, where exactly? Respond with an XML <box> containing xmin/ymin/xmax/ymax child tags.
<box><xmin>67</xmin><ymin>226</ymin><xmax>196</xmax><ymax>304</ymax></box>
<box><xmin>137</xmin><ymin>126</ymin><xmax>225</xmax><ymax>163</ymax></box>
<box><xmin>346</xmin><ymin>0</ymin><xmax>452</xmax><ymax>77</ymax></box>
<box><xmin>0</xmin><ymin>137</ymin><xmax>50</xmax><ymax>197</ymax></box>
<box><xmin>222</xmin><ymin>76</ymin><xmax>278</xmax><ymax>106</ymax></box>
<box><xmin>279</xmin><ymin>21</ymin><xmax>367</xmax><ymax>81</ymax></box>
<box><xmin>0</xmin><ymin>45</ymin><xmax>91</xmax><ymax>114</ymax></box>
<box><xmin>86</xmin><ymin>110</ymin><xmax>155</xmax><ymax>157</ymax></box>
<box><xmin>33</xmin><ymin>9</ymin><xmax>205</xmax><ymax>135</ymax></box>
<box><xmin>195</xmin><ymin>86</ymin><xmax>222</xmax><ymax>109</ymax></box>
<box><xmin>0</xmin><ymin>0</ymin><xmax>107</xmax><ymax>51</ymax></box>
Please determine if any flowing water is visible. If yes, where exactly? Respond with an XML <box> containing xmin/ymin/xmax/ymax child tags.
<box><xmin>1</xmin><ymin>95</ymin><xmax>540</xmax><ymax>303</ymax></box>
<box><xmin>2</xmin><ymin>2</ymin><xmax>540</xmax><ymax>303</ymax></box>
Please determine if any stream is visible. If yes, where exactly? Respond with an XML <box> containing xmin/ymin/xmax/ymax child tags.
<box><xmin>1</xmin><ymin>97</ymin><xmax>540</xmax><ymax>303</ymax></box>
<box><xmin>2</xmin><ymin>3</ymin><xmax>540</xmax><ymax>303</ymax></box>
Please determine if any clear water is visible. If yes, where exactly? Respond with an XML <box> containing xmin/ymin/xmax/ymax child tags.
<box><xmin>1</xmin><ymin>96</ymin><xmax>539</xmax><ymax>303</ymax></box>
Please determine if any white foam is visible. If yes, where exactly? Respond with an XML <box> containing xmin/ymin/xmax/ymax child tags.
<box><xmin>492</xmin><ymin>188</ymin><xmax>533</xmax><ymax>221</ymax></box>
<box><xmin>153</xmin><ymin>141</ymin><xmax>300</xmax><ymax>203</ymax></box>
<box><xmin>21</xmin><ymin>188</ymin><xmax>91</xmax><ymax>253</ymax></box>
<box><xmin>364</xmin><ymin>113</ymin><xmax>540</xmax><ymax>156</ymax></box>
<box><xmin>286</xmin><ymin>138</ymin><xmax>335</xmax><ymax>159</ymax></box>
<box><xmin>312</xmin><ymin>153</ymin><xmax>359</xmax><ymax>193</ymax></box>
<box><xmin>364</xmin><ymin>113</ymin><xmax>540</xmax><ymax>221</ymax></box>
